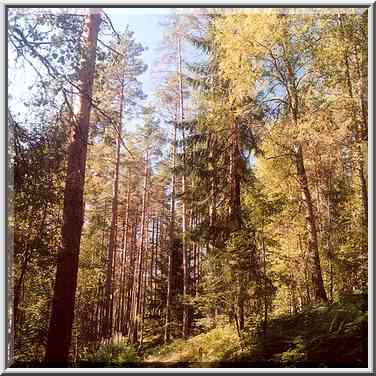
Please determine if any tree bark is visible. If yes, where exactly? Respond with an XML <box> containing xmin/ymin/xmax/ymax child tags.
<box><xmin>130</xmin><ymin>154</ymin><xmax>149</xmax><ymax>344</ymax></box>
<box><xmin>177</xmin><ymin>37</ymin><xmax>190</xmax><ymax>339</ymax></box>
<box><xmin>119</xmin><ymin>171</ymin><xmax>131</xmax><ymax>334</ymax></box>
<box><xmin>294</xmin><ymin>144</ymin><xmax>328</xmax><ymax>303</ymax></box>
<box><xmin>228</xmin><ymin>112</ymin><xmax>241</xmax><ymax>229</ymax></box>
<box><xmin>340</xmin><ymin>15</ymin><xmax>368</xmax><ymax>229</ymax></box>
<box><xmin>280</xmin><ymin>24</ymin><xmax>328</xmax><ymax>304</ymax></box>
<box><xmin>103</xmin><ymin>53</ymin><xmax>126</xmax><ymax>340</ymax></box>
<box><xmin>165</xmin><ymin>118</ymin><xmax>177</xmax><ymax>344</ymax></box>
<box><xmin>45</xmin><ymin>9</ymin><xmax>101</xmax><ymax>364</ymax></box>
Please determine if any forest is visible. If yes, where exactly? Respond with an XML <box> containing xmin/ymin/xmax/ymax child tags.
<box><xmin>8</xmin><ymin>7</ymin><xmax>368</xmax><ymax>368</ymax></box>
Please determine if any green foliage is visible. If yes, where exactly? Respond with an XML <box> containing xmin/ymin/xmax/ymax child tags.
<box><xmin>145</xmin><ymin>293</ymin><xmax>367</xmax><ymax>367</ymax></box>
<box><xmin>236</xmin><ymin>293</ymin><xmax>367</xmax><ymax>367</ymax></box>
<box><xmin>145</xmin><ymin>324</ymin><xmax>241</xmax><ymax>366</ymax></box>
<box><xmin>10</xmin><ymin>112</ymin><xmax>66</xmax><ymax>363</ymax></box>
<box><xmin>9</xmin><ymin>8</ymin><xmax>368</xmax><ymax>367</ymax></box>
<box><xmin>81</xmin><ymin>340</ymin><xmax>139</xmax><ymax>367</ymax></box>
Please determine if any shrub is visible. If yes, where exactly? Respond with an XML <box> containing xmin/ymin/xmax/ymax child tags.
<box><xmin>83</xmin><ymin>339</ymin><xmax>139</xmax><ymax>367</ymax></box>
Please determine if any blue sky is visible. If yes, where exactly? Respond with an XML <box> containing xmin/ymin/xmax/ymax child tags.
<box><xmin>9</xmin><ymin>9</ymin><xmax>172</xmax><ymax>125</ymax></box>
<box><xmin>8</xmin><ymin>8</ymin><xmax>199</xmax><ymax>136</ymax></box>
<box><xmin>105</xmin><ymin>8</ymin><xmax>170</xmax><ymax>103</ymax></box>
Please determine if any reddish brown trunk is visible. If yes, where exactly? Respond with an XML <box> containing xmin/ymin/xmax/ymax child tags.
<box><xmin>119</xmin><ymin>172</ymin><xmax>131</xmax><ymax>333</ymax></box>
<box><xmin>45</xmin><ymin>10</ymin><xmax>101</xmax><ymax>364</ymax></box>
<box><xmin>130</xmin><ymin>155</ymin><xmax>149</xmax><ymax>344</ymax></box>
<box><xmin>103</xmin><ymin>56</ymin><xmax>126</xmax><ymax>340</ymax></box>
<box><xmin>165</xmin><ymin>118</ymin><xmax>177</xmax><ymax>343</ymax></box>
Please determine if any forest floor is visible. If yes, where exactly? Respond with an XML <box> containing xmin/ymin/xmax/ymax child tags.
<box><xmin>79</xmin><ymin>292</ymin><xmax>367</xmax><ymax>368</ymax></box>
<box><xmin>141</xmin><ymin>294</ymin><xmax>367</xmax><ymax>368</ymax></box>
<box><xmin>12</xmin><ymin>294</ymin><xmax>367</xmax><ymax>369</ymax></box>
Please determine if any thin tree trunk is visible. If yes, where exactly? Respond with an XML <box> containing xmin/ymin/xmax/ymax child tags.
<box><xmin>262</xmin><ymin>232</ymin><xmax>268</xmax><ymax>336</ymax></box>
<box><xmin>119</xmin><ymin>172</ymin><xmax>131</xmax><ymax>334</ymax></box>
<box><xmin>130</xmin><ymin>154</ymin><xmax>149</xmax><ymax>344</ymax></box>
<box><xmin>340</xmin><ymin>15</ymin><xmax>368</xmax><ymax>229</ymax></box>
<box><xmin>124</xmin><ymin>217</ymin><xmax>138</xmax><ymax>336</ymax></box>
<box><xmin>103</xmin><ymin>56</ymin><xmax>126</xmax><ymax>340</ymax></box>
<box><xmin>45</xmin><ymin>10</ymin><xmax>101</xmax><ymax>365</ymax></box>
<box><xmin>165</xmin><ymin>117</ymin><xmax>177</xmax><ymax>344</ymax></box>
<box><xmin>177</xmin><ymin>37</ymin><xmax>190</xmax><ymax>339</ymax></box>
<box><xmin>154</xmin><ymin>217</ymin><xmax>159</xmax><ymax>312</ymax></box>
<box><xmin>228</xmin><ymin>111</ymin><xmax>245</xmax><ymax>326</ymax></box>
<box><xmin>115</xmin><ymin>216</ymin><xmax>126</xmax><ymax>333</ymax></box>
<box><xmin>228</xmin><ymin>112</ymin><xmax>242</xmax><ymax>230</ymax></box>
<box><xmin>294</xmin><ymin>144</ymin><xmax>328</xmax><ymax>303</ymax></box>
<box><xmin>140</xmin><ymin>223</ymin><xmax>149</xmax><ymax>348</ymax></box>
<box><xmin>150</xmin><ymin>218</ymin><xmax>155</xmax><ymax>310</ymax></box>
<box><xmin>280</xmin><ymin>21</ymin><xmax>328</xmax><ymax>305</ymax></box>
<box><xmin>14</xmin><ymin>203</ymin><xmax>48</xmax><ymax>339</ymax></box>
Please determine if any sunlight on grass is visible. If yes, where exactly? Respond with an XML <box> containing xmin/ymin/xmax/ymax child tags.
<box><xmin>145</xmin><ymin>324</ymin><xmax>241</xmax><ymax>365</ymax></box>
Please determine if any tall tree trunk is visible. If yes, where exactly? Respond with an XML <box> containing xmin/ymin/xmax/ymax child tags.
<box><xmin>140</xmin><ymin>227</ymin><xmax>149</xmax><ymax>348</ymax></box>
<box><xmin>153</xmin><ymin>217</ymin><xmax>159</xmax><ymax>312</ymax></box>
<box><xmin>228</xmin><ymin>111</ymin><xmax>245</xmax><ymax>325</ymax></box>
<box><xmin>45</xmin><ymin>9</ymin><xmax>101</xmax><ymax>364</ymax></box>
<box><xmin>228</xmin><ymin>112</ymin><xmax>241</xmax><ymax>229</ymax></box>
<box><xmin>150</xmin><ymin>218</ymin><xmax>155</xmax><ymax>310</ymax></box>
<box><xmin>115</xmin><ymin>216</ymin><xmax>126</xmax><ymax>333</ymax></box>
<box><xmin>282</xmin><ymin>27</ymin><xmax>328</xmax><ymax>304</ymax></box>
<box><xmin>119</xmin><ymin>171</ymin><xmax>131</xmax><ymax>334</ymax></box>
<box><xmin>103</xmin><ymin>57</ymin><xmax>126</xmax><ymax>340</ymax></box>
<box><xmin>177</xmin><ymin>37</ymin><xmax>190</xmax><ymax>339</ymax></box>
<box><xmin>165</xmin><ymin>118</ymin><xmax>177</xmax><ymax>344</ymax></box>
<box><xmin>262</xmin><ymin>231</ymin><xmax>268</xmax><ymax>336</ymax></box>
<box><xmin>294</xmin><ymin>144</ymin><xmax>328</xmax><ymax>303</ymax></box>
<box><xmin>130</xmin><ymin>154</ymin><xmax>149</xmax><ymax>345</ymax></box>
<box><xmin>124</xmin><ymin>217</ymin><xmax>138</xmax><ymax>336</ymax></box>
<box><xmin>339</xmin><ymin>15</ymin><xmax>368</xmax><ymax>230</ymax></box>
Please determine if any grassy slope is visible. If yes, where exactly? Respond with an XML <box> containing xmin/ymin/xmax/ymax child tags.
<box><xmin>143</xmin><ymin>293</ymin><xmax>368</xmax><ymax>368</ymax></box>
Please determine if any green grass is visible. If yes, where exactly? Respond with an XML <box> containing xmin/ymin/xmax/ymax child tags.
<box><xmin>69</xmin><ymin>293</ymin><xmax>367</xmax><ymax>368</ymax></box>
<box><xmin>227</xmin><ymin>293</ymin><xmax>368</xmax><ymax>367</ymax></box>
<box><xmin>144</xmin><ymin>324</ymin><xmax>242</xmax><ymax>367</ymax></box>
<box><xmin>143</xmin><ymin>293</ymin><xmax>367</xmax><ymax>368</ymax></box>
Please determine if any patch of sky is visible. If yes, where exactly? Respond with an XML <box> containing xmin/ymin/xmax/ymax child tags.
<box><xmin>8</xmin><ymin>7</ymin><xmax>207</xmax><ymax>166</ymax></box>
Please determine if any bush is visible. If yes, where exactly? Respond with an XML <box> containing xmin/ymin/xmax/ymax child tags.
<box><xmin>82</xmin><ymin>339</ymin><xmax>139</xmax><ymax>367</ymax></box>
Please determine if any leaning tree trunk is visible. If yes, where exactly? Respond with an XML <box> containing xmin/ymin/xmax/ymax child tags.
<box><xmin>45</xmin><ymin>9</ymin><xmax>101</xmax><ymax>365</ymax></box>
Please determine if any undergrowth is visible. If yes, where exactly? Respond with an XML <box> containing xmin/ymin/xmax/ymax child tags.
<box><xmin>227</xmin><ymin>292</ymin><xmax>368</xmax><ymax>367</ymax></box>
<box><xmin>144</xmin><ymin>293</ymin><xmax>368</xmax><ymax>368</ymax></box>
<box><xmin>77</xmin><ymin>339</ymin><xmax>139</xmax><ymax>367</ymax></box>
<box><xmin>65</xmin><ymin>293</ymin><xmax>367</xmax><ymax>368</ymax></box>
<box><xmin>144</xmin><ymin>324</ymin><xmax>241</xmax><ymax>367</ymax></box>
